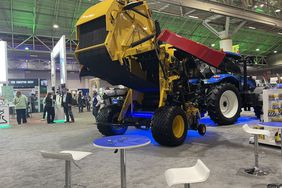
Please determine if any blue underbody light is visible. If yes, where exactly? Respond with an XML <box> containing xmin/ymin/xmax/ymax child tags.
<box><xmin>130</xmin><ymin>112</ymin><xmax>154</xmax><ymax>119</ymax></box>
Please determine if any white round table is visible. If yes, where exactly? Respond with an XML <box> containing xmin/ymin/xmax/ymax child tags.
<box><xmin>93</xmin><ymin>135</ymin><xmax>151</xmax><ymax>188</ymax></box>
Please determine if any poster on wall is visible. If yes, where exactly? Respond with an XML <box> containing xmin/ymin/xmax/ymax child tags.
<box><xmin>0</xmin><ymin>105</ymin><xmax>9</xmax><ymax>125</ymax></box>
<box><xmin>2</xmin><ymin>86</ymin><xmax>14</xmax><ymax>103</ymax></box>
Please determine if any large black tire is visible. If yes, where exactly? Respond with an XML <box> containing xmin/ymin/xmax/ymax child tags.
<box><xmin>151</xmin><ymin>106</ymin><xmax>188</xmax><ymax>146</ymax></box>
<box><xmin>207</xmin><ymin>83</ymin><xmax>242</xmax><ymax>125</ymax></box>
<box><xmin>96</xmin><ymin>105</ymin><xmax>128</xmax><ymax>136</ymax></box>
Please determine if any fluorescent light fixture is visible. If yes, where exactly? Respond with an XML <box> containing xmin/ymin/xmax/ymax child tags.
<box><xmin>248</xmin><ymin>26</ymin><xmax>256</xmax><ymax>29</ymax></box>
<box><xmin>188</xmin><ymin>15</ymin><xmax>199</xmax><ymax>19</ymax></box>
<box><xmin>53</xmin><ymin>24</ymin><xmax>59</xmax><ymax>29</ymax></box>
<box><xmin>25</xmin><ymin>47</ymin><xmax>29</xmax><ymax>50</ymax></box>
<box><xmin>211</xmin><ymin>44</ymin><xmax>215</xmax><ymax>47</ymax></box>
<box><xmin>274</xmin><ymin>51</ymin><xmax>277</xmax><ymax>53</ymax></box>
<box><xmin>275</xmin><ymin>9</ymin><xmax>281</xmax><ymax>13</ymax></box>
<box><xmin>256</xmin><ymin>48</ymin><xmax>260</xmax><ymax>51</ymax></box>
<box><xmin>0</xmin><ymin>41</ymin><xmax>8</xmax><ymax>83</ymax></box>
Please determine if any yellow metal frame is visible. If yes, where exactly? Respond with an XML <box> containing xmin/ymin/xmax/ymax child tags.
<box><xmin>158</xmin><ymin>44</ymin><xmax>180</xmax><ymax>107</ymax></box>
<box><xmin>75</xmin><ymin>0</ymin><xmax>156</xmax><ymax>62</ymax></box>
<box><xmin>118</xmin><ymin>89</ymin><xmax>143</xmax><ymax>121</ymax></box>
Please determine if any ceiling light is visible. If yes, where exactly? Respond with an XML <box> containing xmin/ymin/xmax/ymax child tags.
<box><xmin>254</xmin><ymin>5</ymin><xmax>258</xmax><ymax>8</ymax></box>
<box><xmin>188</xmin><ymin>15</ymin><xmax>199</xmax><ymax>19</ymax></box>
<box><xmin>211</xmin><ymin>44</ymin><xmax>215</xmax><ymax>47</ymax></box>
<box><xmin>260</xmin><ymin>4</ymin><xmax>264</xmax><ymax>7</ymax></box>
<box><xmin>256</xmin><ymin>48</ymin><xmax>260</xmax><ymax>51</ymax></box>
<box><xmin>275</xmin><ymin>9</ymin><xmax>281</xmax><ymax>13</ymax></box>
<box><xmin>274</xmin><ymin>51</ymin><xmax>277</xmax><ymax>53</ymax></box>
<box><xmin>53</xmin><ymin>24</ymin><xmax>59</xmax><ymax>29</ymax></box>
<box><xmin>25</xmin><ymin>47</ymin><xmax>29</xmax><ymax>50</ymax></box>
<box><xmin>278</xmin><ymin>32</ymin><xmax>282</xmax><ymax>35</ymax></box>
<box><xmin>248</xmin><ymin>26</ymin><xmax>256</xmax><ymax>29</ymax></box>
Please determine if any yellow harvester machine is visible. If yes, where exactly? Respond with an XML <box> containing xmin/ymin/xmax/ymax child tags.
<box><xmin>75</xmin><ymin>0</ymin><xmax>231</xmax><ymax>146</ymax></box>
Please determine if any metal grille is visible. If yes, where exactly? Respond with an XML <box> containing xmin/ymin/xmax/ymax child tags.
<box><xmin>78</xmin><ymin>16</ymin><xmax>108</xmax><ymax>49</ymax></box>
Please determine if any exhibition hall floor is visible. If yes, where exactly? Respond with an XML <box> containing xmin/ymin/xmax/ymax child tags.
<box><xmin>0</xmin><ymin>111</ymin><xmax>281</xmax><ymax>188</ymax></box>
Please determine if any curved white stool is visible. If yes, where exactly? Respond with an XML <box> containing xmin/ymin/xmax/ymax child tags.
<box><xmin>40</xmin><ymin>150</ymin><xmax>92</xmax><ymax>188</ymax></box>
<box><xmin>242</xmin><ymin>124</ymin><xmax>270</xmax><ymax>176</ymax></box>
<box><xmin>165</xmin><ymin>159</ymin><xmax>210</xmax><ymax>188</ymax></box>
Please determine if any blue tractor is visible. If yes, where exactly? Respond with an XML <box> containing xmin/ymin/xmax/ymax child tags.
<box><xmin>188</xmin><ymin>52</ymin><xmax>262</xmax><ymax>125</ymax></box>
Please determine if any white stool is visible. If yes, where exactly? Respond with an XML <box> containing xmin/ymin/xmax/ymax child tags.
<box><xmin>40</xmin><ymin>150</ymin><xmax>92</xmax><ymax>188</ymax></box>
<box><xmin>242</xmin><ymin>124</ymin><xmax>270</xmax><ymax>176</ymax></box>
<box><xmin>165</xmin><ymin>159</ymin><xmax>210</xmax><ymax>188</ymax></box>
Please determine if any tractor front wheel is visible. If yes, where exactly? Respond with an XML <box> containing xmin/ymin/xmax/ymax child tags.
<box><xmin>151</xmin><ymin>106</ymin><xmax>188</xmax><ymax>146</ymax></box>
<box><xmin>96</xmin><ymin>105</ymin><xmax>128</xmax><ymax>136</ymax></box>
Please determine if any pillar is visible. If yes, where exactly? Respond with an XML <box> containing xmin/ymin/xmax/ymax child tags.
<box><xmin>219</xmin><ymin>39</ymin><xmax>233</xmax><ymax>52</ymax></box>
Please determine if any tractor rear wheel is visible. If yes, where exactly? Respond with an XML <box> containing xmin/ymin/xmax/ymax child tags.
<box><xmin>151</xmin><ymin>106</ymin><xmax>188</xmax><ymax>146</ymax></box>
<box><xmin>207</xmin><ymin>83</ymin><xmax>242</xmax><ymax>125</ymax></box>
<box><xmin>96</xmin><ymin>105</ymin><xmax>128</xmax><ymax>136</ymax></box>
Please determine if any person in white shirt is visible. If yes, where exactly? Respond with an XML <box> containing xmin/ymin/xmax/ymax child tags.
<box><xmin>41</xmin><ymin>94</ymin><xmax>47</xmax><ymax>120</ymax></box>
<box><xmin>92</xmin><ymin>90</ymin><xmax>102</xmax><ymax>118</ymax></box>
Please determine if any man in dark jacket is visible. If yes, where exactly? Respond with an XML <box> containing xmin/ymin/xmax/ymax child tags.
<box><xmin>77</xmin><ymin>92</ymin><xmax>84</xmax><ymax>113</ymax></box>
<box><xmin>61</xmin><ymin>88</ymin><xmax>74</xmax><ymax>123</ymax></box>
<box><xmin>45</xmin><ymin>92</ymin><xmax>55</xmax><ymax>124</ymax></box>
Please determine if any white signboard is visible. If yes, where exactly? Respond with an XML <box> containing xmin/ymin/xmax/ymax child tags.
<box><xmin>50</xmin><ymin>35</ymin><xmax>67</xmax><ymax>87</ymax></box>
<box><xmin>0</xmin><ymin>105</ymin><xmax>9</xmax><ymax>125</ymax></box>
<box><xmin>0</xmin><ymin>41</ymin><xmax>8</xmax><ymax>83</ymax></box>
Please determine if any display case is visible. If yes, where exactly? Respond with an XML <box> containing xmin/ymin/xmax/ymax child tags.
<box><xmin>263</xmin><ymin>89</ymin><xmax>282</xmax><ymax>122</ymax></box>
<box><xmin>258</xmin><ymin>89</ymin><xmax>282</xmax><ymax>147</ymax></box>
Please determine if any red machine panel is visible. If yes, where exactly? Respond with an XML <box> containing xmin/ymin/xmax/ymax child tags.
<box><xmin>158</xmin><ymin>30</ymin><xmax>226</xmax><ymax>68</ymax></box>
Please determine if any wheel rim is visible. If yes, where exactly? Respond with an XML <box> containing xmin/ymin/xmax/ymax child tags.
<box><xmin>172</xmin><ymin>115</ymin><xmax>185</xmax><ymax>138</ymax></box>
<box><xmin>219</xmin><ymin>90</ymin><xmax>239</xmax><ymax>118</ymax></box>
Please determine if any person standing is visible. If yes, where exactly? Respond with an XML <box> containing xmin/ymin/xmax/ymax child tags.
<box><xmin>30</xmin><ymin>93</ymin><xmax>36</xmax><ymax>113</ymax></box>
<box><xmin>77</xmin><ymin>92</ymin><xmax>84</xmax><ymax>113</ymax></box>
<box><xmin>61</xmin><ymin>88</ymin><xmax>75</xmax><ymax>123</ymax></box>
<box><xmin>13</xmin><ymin>91</ymin><xmax>28</xmax><ymax>125</ymax></box>
<box><xmin>92</xmin><ymin>90</ymin><xmax>102</xmax><ymax>118</ymax></box>
<box><xmin>45</xmin><ymin>92</ymin><xmax>55</xmax><ymax>124</ymax></box>
<box><xmin>85</xmin><ymin>93</ymin><xmax>91</xmax><ymax>112</ymax></box>
<box><xmin>41</xmin><ymin>94</ymin><xmax>47</xmax><ymax>121</ymax></box>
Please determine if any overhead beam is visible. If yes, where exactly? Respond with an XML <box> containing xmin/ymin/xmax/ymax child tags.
<box><xmin>159</xmin><ymin>0</ymin><xmax>282</xmax><ymax>28</ymax></box>
<box><xmin>10</xmin><ymin>0</ymin><xmax>14</xmax><ymax>48</ymax></box>
<box><xmin>32</xmin><ymin>0</ymin><xmax>37</xmax><ymax>35</ymax></box>
<box><xmin>70</xmin><ymin>0</ymin><xmax>81</xmax><ymax>40</ymax></box>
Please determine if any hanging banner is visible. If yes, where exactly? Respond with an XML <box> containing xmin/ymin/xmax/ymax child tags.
<box><xmin>2</xmin><ymin>86</ymin><xmax>14</xmax><ymax>103</ymax></box>
<box><xmin>232</xmin><ymin>44</ymin><xmax>240</xmax><ymax>53</ymax></box>
<box><xmin>8</xmin><ymin>79</ymin><xmax>38</xmax><ymax>88</ymax></box>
